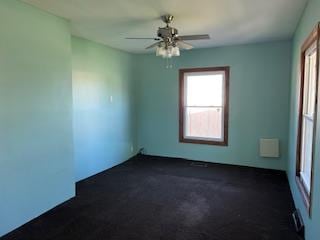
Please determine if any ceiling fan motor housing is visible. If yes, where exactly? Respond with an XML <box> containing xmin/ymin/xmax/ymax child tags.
<box><xmin>157</xmin><ymin>27</ymin><xmax>178</xmax><ymax>40</ymax></box>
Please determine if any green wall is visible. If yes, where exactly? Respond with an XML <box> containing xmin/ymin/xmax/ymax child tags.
<box><xmin>0</xmin><ymin>0</ymin><xmax>74</xmax><ymax>236</ymax></box>
<box><xmin>134</xmin><ymin>41</ymin><xmax>292</xmax><ymax>170</ymax></box>
<box><xmin>72</xmin><ymin>36</ymin><xmax>136</xmax><ymax>181</ymax></box>
<box><xmin>288</xmin><ymin>0</ymin><xmax>320</xmax><ymax>239</ymax></box>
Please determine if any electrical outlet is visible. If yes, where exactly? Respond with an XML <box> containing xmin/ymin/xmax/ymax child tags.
<box><xmin>109</xmin><ymin>95</ymin><xmax>113</xmax><ymax>103</ymax></box>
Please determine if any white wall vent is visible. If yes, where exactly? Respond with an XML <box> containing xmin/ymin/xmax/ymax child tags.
<box><xmin>260</xmin><ymin>138</ymin><xmax>279</xmax><ymax>158</ymax></box>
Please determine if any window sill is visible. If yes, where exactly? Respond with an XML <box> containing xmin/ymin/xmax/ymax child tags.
<box><xmin>295</xmin><ymin>176</ymin><xmax>311</xmax><ymax>216</ymax></box>
<box><xmin>179</xmin><ymin>137</ymin><xmax>228</xmax><ymax>146</ymax></box>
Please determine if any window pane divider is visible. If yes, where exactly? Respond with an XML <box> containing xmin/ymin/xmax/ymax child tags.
<box><xmin>303</xmin><ymin>113</ymin><xmax>314</xmax><ymax>121</ymax></box>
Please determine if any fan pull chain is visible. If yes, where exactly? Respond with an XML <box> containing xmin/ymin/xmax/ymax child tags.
<box><xmin>165</xmin><ymin>58</ymin><xmax>174</xmax><ymax>69</ymax></box>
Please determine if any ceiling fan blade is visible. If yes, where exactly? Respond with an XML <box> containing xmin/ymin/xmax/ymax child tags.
<box><xmin>178</xmin><ymin>34</ymin><xmax>210</xmax><ymax>41</ymax></box>
<box><xmin>176</xmin><ymin>41</ymin><xmax>193</xmax><ymax>50</ymax></box>
<box><xmin>126</xmin><ymin>37</ymin><xmax>161</xmax><ymax>40</ymax></box>
<box><xmin>146</xmin><ymin>41</ymin><xmax>162</xmax><ymax>49</ymax></box>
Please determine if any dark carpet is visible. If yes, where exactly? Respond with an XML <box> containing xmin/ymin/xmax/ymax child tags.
<box><xmin>2</xmin><ymin>154</ymin><xmax>301</xmax><ymax>240</ymax></box>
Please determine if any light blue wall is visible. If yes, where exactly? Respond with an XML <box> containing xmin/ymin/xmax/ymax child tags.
<box><xmin>0</xmin><ymin>0</ymin><xmax>307</xmax><ymax>237</ymax></box>
<box><xmin>134</xmin><ymin>41</ymin><xmax>292</xmax><ymax>170</ymax></box>
<box><xmin>0</xmin><ymin>0</ymin><xmax>74</xmax><ymax>237</ymax></box>
<box><xmin>288</xmin><ymin>0</ymin><xmax>320</xmax><ymax>239</ymax></box>
<box><xmin>72</xmin><ymin>36</ymin><xmax>136</xmax><ymax>181</ymax></box>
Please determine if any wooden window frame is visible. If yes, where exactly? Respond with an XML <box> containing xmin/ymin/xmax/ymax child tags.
<box><xmin>295</xmin><ymin>23</ymin><xmax>320</xmax><ymax>215</ymax></box>
<box><xmin>179</xmin><ymin>66</ymin><xmax>230</xmax><ymax>146</ymax></box>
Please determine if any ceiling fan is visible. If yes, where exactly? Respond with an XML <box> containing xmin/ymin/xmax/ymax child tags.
<box><xmin>126</xmin><ymin>15</ymin><xmax>210</xmax><ymax>58</ymax></box>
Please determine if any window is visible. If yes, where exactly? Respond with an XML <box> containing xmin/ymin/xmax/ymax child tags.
<box><xmin>296</xmin><ymin>23</ymin><xmax>319</xmax><ymax>213</ymax></box>
<box><xmin>179</xmin><ymin>67</ymin><xmax>229</xmax><ymax>146</ymax></box>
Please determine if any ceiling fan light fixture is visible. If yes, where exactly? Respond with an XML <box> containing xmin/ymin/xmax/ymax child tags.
<box><xmin>156</xmin><ymin>45</ymin><xmax>180</xmax><ymax>58</ymax></box>
<box><xmin>172</xmin><ymin>46</ymin><xmax>180</xmax><ymax>57</ymax></box>
<box><xmin>156</xmin><ymin>45</ymin><xmax>166</xmax><ymax>57</ymax></box>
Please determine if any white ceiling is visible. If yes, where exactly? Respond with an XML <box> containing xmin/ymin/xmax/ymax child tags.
<box><xmin>22</xmin><ymin>0</ymin><xmax>307</xmax><ymax>53</ymax></box>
